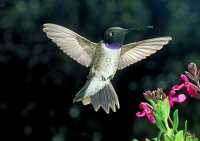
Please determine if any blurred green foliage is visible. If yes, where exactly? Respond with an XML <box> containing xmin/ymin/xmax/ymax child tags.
<box><xmin>0</xmin><ymin>0</ymin><xmax>200</xmax><ymax>141</ymax></box>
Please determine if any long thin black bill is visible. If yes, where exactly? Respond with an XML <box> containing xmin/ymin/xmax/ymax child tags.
<box><xmin>128</xmin><ymin>25</ymin><xmax>154</xmax><ymax>32</ymax></box>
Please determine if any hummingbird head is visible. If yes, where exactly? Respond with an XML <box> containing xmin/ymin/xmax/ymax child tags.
<box><xmin>104</xmin><ymin>27</ymin><xmax>128</xmax><ymax>49</ymax></box>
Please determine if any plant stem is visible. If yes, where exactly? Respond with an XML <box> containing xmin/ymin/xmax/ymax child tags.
<box><xmin>164</xmin><ymin>120</ymin><xmax>170</xmax><ymax>131</ymax></box>
<box><xmin>168</xmin><ymin>116</ymin><xmax>173</xmax><ymax>127</ymax></box>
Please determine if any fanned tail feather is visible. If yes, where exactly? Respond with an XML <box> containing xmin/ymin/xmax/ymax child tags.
<box><xmin>73</xmin><ymin>79</ymin><xmax>120</xmax><ymax>114</ymax></box>
<box><xmin>73</xmin><ymin>79</ymin><xmax>92</xmax><ymax>103</ymax></box>
<box><xmin>90</xmin><ymin>83</ymin><xmax>120</xmax><ymax>113</ymax></box>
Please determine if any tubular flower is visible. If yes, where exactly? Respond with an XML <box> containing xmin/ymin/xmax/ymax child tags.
<box><xmin>136</xmin><ymin>102</ymin><xmax>156</xmax><ymax>124</ymax></box>
<box><xmin>170</xmin><ymin>74</ymin><xmax>197</xmax><ymax>97</ymax></box>
<box><xmin>180</xmin><ymin>74</ymin><xmax>197</xmax><ymax>97</ymax></box>
<box><xmin>168</xmin><ymin>89</ymin><xmax>186</xmax><ymax>108</ymax></box>
<box><xmin>168</xmin><ymin>74</ymin><xmax>197</xmax><ymax>108</ymax></box>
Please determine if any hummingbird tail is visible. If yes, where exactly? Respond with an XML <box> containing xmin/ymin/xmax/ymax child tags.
<box><xmin>73</xmin><ymin>79</ymin><xmax>92</xmax><ymax>103</ymax></box>
<box><xmin>73</xmin><ymin>78</ymin><xmax>120</xmax><ymax>114</ymax></box>
<box><xmin>90</xmin><ymin>82</ymin><xmax>120</xmax><ymax>114</ymax></box>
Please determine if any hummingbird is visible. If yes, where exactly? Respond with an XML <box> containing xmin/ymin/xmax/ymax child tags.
<box><xmin>43</xmin><ymin>23</ymin><xmax>172</xmax><ymax>114</ymax></box>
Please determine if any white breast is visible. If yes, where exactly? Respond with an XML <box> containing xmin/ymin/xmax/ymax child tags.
<box><xmin>92</xmin><ymin>43</ymin><xmax>121</xmax><ymax>79</ymax></box>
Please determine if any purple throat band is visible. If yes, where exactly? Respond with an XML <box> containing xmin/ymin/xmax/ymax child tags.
<box><xmin>105</xmin><ymin>43</ymin><xmax>122</xmax><ymax>49</ymax></box>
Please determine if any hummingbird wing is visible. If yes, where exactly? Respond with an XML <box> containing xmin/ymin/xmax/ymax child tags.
<box><xmin>118</xmin><ymin>37</ymin><xmax>172</xmax><ymax>70</ymax></box>
<box><xmin>43</xmin><ymin>23</ymin><xmax>96</xmax><ymax>67</ymax></box>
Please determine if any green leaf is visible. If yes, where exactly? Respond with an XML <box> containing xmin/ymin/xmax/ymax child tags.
<box><xmin>166</xmin><ymin>129</ymin><xmax>174</xmax><ymax>139</ymax></box>
<box><xmin>148</xmin><ymin>99</ymin><xmax>156</xmax><ymax>107</ymax></box>
<box><xmin>173</xmin><ymin>110</ymin><xmax>179</xmax><ymax>131</ymax></box>
<box><xmin>154</xmin><ymin>112</ymin><xmax>166</xmax><ymax>132</ymax></box>
<box><xmin>154</xmin><ymin>98</ymin><xmax>170</xmax><ymax>131</ymax></box>
<box><xmin>157</xmin><ymin>131</ymin><xmax>162</xmax><ymax>141</ymax></box>
<box><xmin>154</xmin><ymin>98</ymin><xmax>170</xmax><ymax>123</ymax></box>
<box><xmin>152</xmin><ymin>132</ymin><xmax>162</xmax><ymax>141</ymax></box>
<box><xmin>160</xmin><ymin>98</ymin><xmax>170</xmax><ymax>122</ymax></box>
<box><xmin>175</xmin><ymin>130</ymin><xmax>184</xmax><ymax>141</ymax></box>
<box><xmin>185</xmin><ymin>135</ymin><xmax>199</xmax><ymax>141</ymax></box>
<box><xmin>184</xmin><ymin>120</ymin><xmax>188</xmax><ymax>134</ymax></box>
<box><xmin>145</xmin><ymin>138</ymin><xmax>151</xmax><ymax>141</ymax></box>
<box><xmin>132</xmin><ymin>139</ymin><xmax>139</xmax><ymax>141</ymax></box>
<box><xmin>152</xmin><ymin>137</ymin><xmax>158</xmax><ymax>141</ymax></box>
<box><xmin>164</xmin><ymin>135</ymin><xmax>173</xmax><ymax>141</ymax></box>
<box><xmin>186</xmin><ymin>135</ymin><xmax>194</xmax><ymax>141</ymax></box>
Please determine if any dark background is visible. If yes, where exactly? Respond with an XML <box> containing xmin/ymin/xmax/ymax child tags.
<box><xmin>0</xmin><ymin>0</ymin><xmax>200</xmax><ymax>141</ymax></box>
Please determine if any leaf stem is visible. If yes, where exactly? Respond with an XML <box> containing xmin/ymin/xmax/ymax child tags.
<box><xmin>168</xmin><ymin>116</ymin><xmax>173</xmax><ymax>127</ymax></box>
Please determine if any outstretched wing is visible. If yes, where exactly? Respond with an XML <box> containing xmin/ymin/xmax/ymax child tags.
<box><xmin>118</xmin><ymin>37</ymin><xmax>172</xmax><ymax>70</ymax></box>
<box><xmin>43</xmin><ymin>23</ymin><xmax>97</xmax><ymax>67</ymax></box>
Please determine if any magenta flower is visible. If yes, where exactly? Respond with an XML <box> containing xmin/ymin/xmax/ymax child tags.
<box><xmin>136</xmin><ymin>102</ymin><xmax>156</xmax><ymax>124</ymax></box>
<box><xmin>180</xmin><ymin>74</ymin><xmax>197</xmax><ymax>96</ymax></box>
<box><xmin>168</xmin><ymin>74</ymin><xmax>197</xmax><ymax>108</ymax></box>
<box><xmin>176</xmin><ymin>74</ymin><xmax>197</xmax><ymax>97</ymax></box>
<box><xmin>168</xmin><ymin>89</ymin><xmax>186</xmax><ymax>108</ymax></box>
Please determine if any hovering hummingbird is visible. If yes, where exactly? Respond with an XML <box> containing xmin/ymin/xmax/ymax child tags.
<box><xmin>43</xmin><ymin>23</ymin><xmax>172</xmax><ymax>114</ymax></box>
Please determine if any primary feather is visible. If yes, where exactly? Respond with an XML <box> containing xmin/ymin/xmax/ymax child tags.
<box><xmin>43</xmin><ymin>23</ymin><xmax>96</xmax><ymax>67</ymax></box>
<box><xmin>118</xmin><ymin>37</ymin><xmax>172</xmax><ymax>70</ymax></box>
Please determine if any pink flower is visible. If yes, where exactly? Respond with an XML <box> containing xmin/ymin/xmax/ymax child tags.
<box><xmin>171</xmin><ymin>74</ymin><xmax>197</xmax><ymax>96</ymax></box>
<box><xmin>180</xmin><ymin>74</ymin><xmax>189</xmax><ymax>82</ymax></box>
<box><xmin>136</xmin><ymin>102</ymin><xmax>156</xmax><ymax>124</ymax></box>
<box><xmin>168</xmin><ymin>74</ymin><xmax>197</xmax><ymax>108</ymax></box>
<box><xmin>168</xmin><ymin>89</ymin><xmax>186</xmax><ymax>108</ymax></box>
<box><xmin>180</xmin><ymin>74</ymin><xmax>197</xmax><ymax>96</ymax></box>
<box><xmin>184</xmin><ymin>82</ymin><xmax>197</xmax><ymax>96</ymax></box>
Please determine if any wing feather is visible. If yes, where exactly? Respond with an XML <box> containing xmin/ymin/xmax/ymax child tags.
<box><xmin>43</xmin><ymin>23</ymin><xmax>96</xmax><ymax>67</ymax></box>
<box><xmin>118</xmin><ymin>37</ymin><xmax>172</xmax><ymax>70</ymax></box>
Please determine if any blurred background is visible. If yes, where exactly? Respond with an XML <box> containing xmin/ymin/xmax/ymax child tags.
<box><xmin>0</xmin><ymin>0</ymin><xmax>200</xmax><ymax>141</ymax></box>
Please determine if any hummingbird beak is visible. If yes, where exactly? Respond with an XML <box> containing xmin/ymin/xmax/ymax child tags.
<box><xmin>127</xmin><ymin>28</ymin><xmax>134</xmax><ymax>33</ymax></box>
<box><xmin>128</xmin><ymin>26</ymin><xmax>153</xmax><ymax>32</ymax></box>
<box><xmin>123</xmin><ymin>29</ymin><xmax>129</xmax><ymax>34</ymax></box>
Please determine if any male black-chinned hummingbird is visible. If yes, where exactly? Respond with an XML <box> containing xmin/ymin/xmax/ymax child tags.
<box><xmin>43</xmin><ymin>23</ymin><xmax>172</xmax><ymax>114</ymax></box>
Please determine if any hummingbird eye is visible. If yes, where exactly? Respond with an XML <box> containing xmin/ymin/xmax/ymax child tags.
<box><xmin>109</xmin><ymin>32</ymin><xmax>114</xmax><ymax>36</ymax></box>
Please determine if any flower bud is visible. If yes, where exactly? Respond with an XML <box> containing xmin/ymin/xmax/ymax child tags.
<box><xmin>143</xmin><ymin>88</ymin><xmax>165</xmax><ymax>101</ymax></box>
